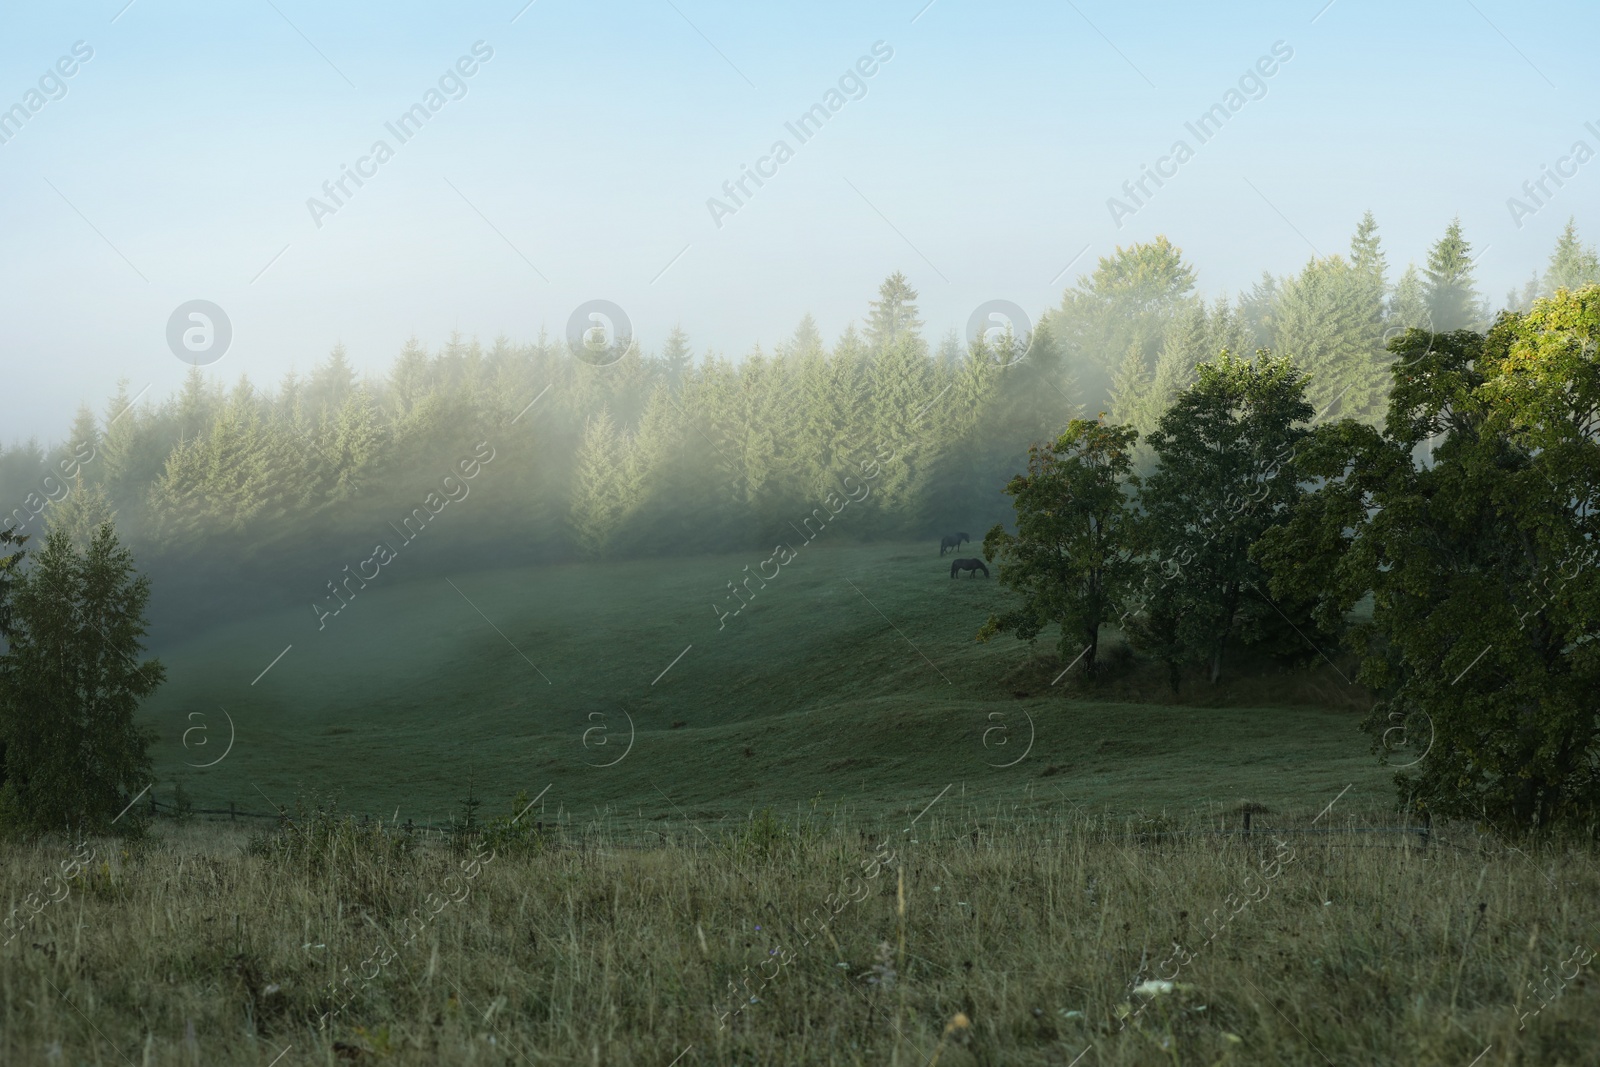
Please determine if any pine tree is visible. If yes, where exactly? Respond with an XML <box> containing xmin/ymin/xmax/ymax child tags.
<box><xmin>1507</xmin><ymin>272</ymin><xmax>1540</xmax><ymax>313</ymax></box>
<box><xmin>1544</xmin><ymin>217</ymin><xmax>1600</xmax><ymax>293</ymax></box>
<box><xmin>310</xmin><ymin>344</ymin><xmax>357</xmax><ymax>421</ymax></box>
<box><xmin>1349</xmin><ymin>211</ymin><xmax>1388</xmax><ymax>288</ymax></box>
<box><xmin>328</xmin><ymin>386</ymin><xmax>387</xmax><ymax>501</ymax></box>
<box><xmin>1238</xmin><ymin>271</ymin><xmax>1279</xmax><ymax>351</ymax></box>
<box><xmin>1422</xmin><ymin>218</ymin><xmax>1482</xmax><ymax>331</ymax></box>
<box><xmin>172</xmin><ymin>366</ymin><xmax>218</xmax><ymax>444</ymax></box>
<box><xmin>0</xmin><ymin>527</ymin><xmax>23</xmax><ymax>640</ymax></box>
<box><xmin>1272</xmin><ymin>255</ymin><xmax>1390</xmax><ymax>423</ymax></box>
<box><xmin>1107</xmin><ymin>343</ymin><xmax>1152</xmax><ymax>429</ymax></box>
<box><xmin>568</xmin><ymin>409</ymin><xmax>632</xmax><ymax>557</ymax></box>
<box><xmin>776</xmin><ymin>315</ymin><xmax>824</xmax><ymax>361</ymax></box>
<box><xmin>865</xmin><ymin>272</ymin><xmax>924</xmax><ymax>353</ymax></box>
<box><xmin>1389</xmin><ymin>264</ymin><xmax>1428</xmax><ymax>330</ymax></box>
<box><xmin>935</xmin><ymin>328</ymin><xmax>965</xmax><ymax>368</ymax></box>
<box><xmin>48</xmin><ymin>476</ymin><xmax>115</xmax><ymax>551</ymax></box>
<box><xmin>659</xmin><ymin>325</ymin><xmax>694</xmax><ymax>385</ymax></box>
<box><xmin>0</xmin><ymin>522</ymin><xmax>162</xmax><ymax>835</ymax></box>
<box><xmin>389</xmin><ymin>338</ymin><xmax>433</xmax><ymax>416</ymax></box>
<box><xmin>97</xmin><ymin>380</ymin><xmax>157</xmax><ymax>536</ymax></box>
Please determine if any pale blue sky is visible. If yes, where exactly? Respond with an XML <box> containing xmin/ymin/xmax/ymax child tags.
<box><xmin>2</xmin><ymin>0</ymin><xmax>1597</xmax><ymax>442</ymax></box>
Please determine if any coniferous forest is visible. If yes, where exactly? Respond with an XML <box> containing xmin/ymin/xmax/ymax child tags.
<box><xmin>7</xmin><ymin>215</ymin><xmax>1591</xmax><ymax>625</ymax></box>
<box><xmin>9</xmin><ymin>9</ymin><xmax>1600</xmax><ymax>1063</ymax></box>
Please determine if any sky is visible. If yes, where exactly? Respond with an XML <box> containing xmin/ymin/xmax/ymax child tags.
<box><xmin>2</xmin><ymin>0</ymin><xmax>1598</xmax><ymax>444</ymax></box>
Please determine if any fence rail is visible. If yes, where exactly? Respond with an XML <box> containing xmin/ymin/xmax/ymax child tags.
<box><xmin>140</xmin><ymin>795</ymin><xmax>1444</xmax><ymax>851</ymax></box>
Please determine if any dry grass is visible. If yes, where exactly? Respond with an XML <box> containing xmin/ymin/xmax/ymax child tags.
<box><xmin>2</xmin><ymin>802</ymin><xmax>1597</xmax><ymax>1066</ymax></box>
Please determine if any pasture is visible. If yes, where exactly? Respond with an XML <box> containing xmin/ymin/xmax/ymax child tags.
<box><xmin>6</xmin><ymin>543</ymin><xmax>1597</xmax><ymax>1065</ymax></box>
<box><xmin>140</xmin><ymin>541</ymin><xmax>1389</xmax><ymax>830</ymax></box>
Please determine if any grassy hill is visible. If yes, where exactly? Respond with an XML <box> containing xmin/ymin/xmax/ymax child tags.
<box><xmin>142</xmin><ymin>540</ymin><xmax>1395</xmax><ymax>830</ymax></box>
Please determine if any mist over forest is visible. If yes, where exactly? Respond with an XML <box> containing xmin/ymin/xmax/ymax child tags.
<box><xmin>5</xmin><ymin>5</ymin><xmax>1600</xmax><ymax>1064</ymax></box>
<box><xmin>7</xmin><ymin>216</ymin><xmax>1589</xmax><ymax>646</ymax></box>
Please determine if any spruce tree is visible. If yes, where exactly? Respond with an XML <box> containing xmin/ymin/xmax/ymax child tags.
<box><xmin>864</xmin><ymin>272</ymin><xmax>924</xmax><ymax>353</ymax></box>
<box><xmin>0</xmin><ymin>523</ymin><xmax>162</xmax><ymax>835</ymax></box>
<box><xmin>568</xmin><ymin>409</ymin><xmax>632</xmax><ymax>558</ymax></box>
<box><xmin>1272</xmin><ymin>255</ymin><xmax>1390</xmax><ymax>424</ymax></box>
<box><xmin>1543</xmin><ymin>217</ymin><xmax>1600</xmax><ymax>293</ymax></box>
<box><xmin>777</xmin><ymin>315</ymin><xmax>824</xmax><ymax>361</ymax></box>
<box><xmin>1349</xmin><ymin>210</ymin><xmax>1388</xmax><ymax>288</ymax></box>
<box><xmin>0</xmin><ymin>527</ymin><xmax>22</xmax><ymax>640</ymax></box>
<box><xmin>1422</xmin><ymin>218</ymin><xmax>1483</xmax><ymax>331</ymax></box>
<box><xmin>659</xmin><ymin>325</ymin><xmax>694</xmax><ymax>385</ymax></box>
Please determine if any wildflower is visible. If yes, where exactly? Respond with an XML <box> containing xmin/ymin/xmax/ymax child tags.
<box><xmin>1132</xmin><ymin>980</ymin><xmax>1174</xmax><ymax>997</ymax></box>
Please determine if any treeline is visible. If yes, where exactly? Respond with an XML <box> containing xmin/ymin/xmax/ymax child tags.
<box><xmin>983</xmin><ymin>278</ymin><xmax>1600</xmax><ymax>833</ymax></box>
<box><xmin>1</xmin><ymin>214</ymin><xmax>1596</xmax><ymax>592</ymax></box>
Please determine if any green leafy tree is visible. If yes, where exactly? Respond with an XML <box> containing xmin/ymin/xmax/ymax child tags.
<box><xmin>978</xmin><ymin>418</ymin><xmax>1140</xmax><ymax>677</ymax></box>
<box><xmin>1135</xmin><ymin>351</ymin><xmax>1316</xmax><ymax>684</ymax></box>
<box><xmin>0</xmin><ymin>523</ymin><xmax>162</xmax><ymax>835</ymax></box>
<box><xmin>1048</xmin><ymin>237</ymin><xmax>1199</xmax><ymax>414</ymax></box>
<box><xmin>1254</xmin><ymin>286</ymin><xmax>1600</xmax><ymax>833</ymax></box>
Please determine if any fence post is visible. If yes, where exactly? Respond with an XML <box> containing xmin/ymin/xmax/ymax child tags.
<box><xmin>1242</xmin><ymin>809</ymin><xmax>1251</xmax><ymax>837</ymax></box>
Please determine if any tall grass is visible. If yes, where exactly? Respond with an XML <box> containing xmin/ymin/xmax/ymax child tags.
<box><xmin>1</xmin><ymin>803</ymin><xmax>1596</xmax><ymax>1065</ymax></box>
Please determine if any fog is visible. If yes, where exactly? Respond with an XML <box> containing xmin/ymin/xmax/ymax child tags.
<box><xmin>4</xmin><ymin>0</ymin><xmax>1596</xmax><ymax>444</ymax></box>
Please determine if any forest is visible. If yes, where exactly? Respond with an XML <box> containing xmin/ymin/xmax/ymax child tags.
<box><xmin>5</xmin><ymin>214</ymin><xmax>1593</xmax><ymax>601</ymax></box>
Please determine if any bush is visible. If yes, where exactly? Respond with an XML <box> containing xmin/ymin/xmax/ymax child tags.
<box><xmin>474</xmin><ymin>790</ymin><xmax>549</xmax><ymax>859</ymax></box>
<box><xmin>246</xmin><ymin>792</ymin><xmax>414</xmax><ymax>874</ymax></box>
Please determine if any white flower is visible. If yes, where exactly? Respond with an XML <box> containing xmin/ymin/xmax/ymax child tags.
<box><xmin>1132</xmin><ymin>980</ymin><xmax>1175</xmax><ymax>997</ymax></box>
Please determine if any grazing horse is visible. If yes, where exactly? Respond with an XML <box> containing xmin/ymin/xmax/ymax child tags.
<box><xmin>939</xmin><ymin>531</ymin><xmax>971</xmax><ymax>556</ymax></box>
<box><xmin>950</xmin><ymin>557</ymin><xmax>989</xmax><ymax>579</ymax></box>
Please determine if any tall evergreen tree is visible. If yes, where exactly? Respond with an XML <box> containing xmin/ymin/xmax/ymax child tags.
<box><xmin>310</xmin><ymin>344</ymin><xmax>358</xmax><ymax>421</ymax></box>
<box><xmin>1422</xmin><ymin>218</ymin><xmax>1483</xmax><ymax>331</ymax></box>
<box><xmin>0</xmin><ymin>527</ymin><xmax>22</xmax><ymax>640</ymax></box>
<box><xmin>864</xmin><ymin>272</ymin><xmax>924</xmax><ymax>353</ymax></box>
<box><xmin>568</xmin><ymin>409</ymin><xmax>633</xmax><ymax>558</ymax></box>
<box><xmin>776</xmin><ymin>315</ymin><xmax>824</xmax><ymax>361</ymax></box>
<box><xmin>0</xmin><ymin>523</ymin><xmax>162</xmax><ymax>835</ymax></box>
<box><xmin>1389</xmin><ymin>264</ymin><xmax>1429</xmax><ymax>329</ymax></box>
<box><xmin>1349</xmin><ymin>210</ymin><xmax>1388</xmax><ymax>288</ymax></box>
<box><xmin>658</xmin><ymin>325</ymin><xmax>694</xmax><ymax>386</ymax></box>
<box><xmin>1544</xmin><ymin>217</ymin><xmax>1600</xmax><ymax>293</ymax></box>
<box><xmin>1271</xmin><ymin>254</ymin><xmax>1390</xmax><ymax>423</ymax></box>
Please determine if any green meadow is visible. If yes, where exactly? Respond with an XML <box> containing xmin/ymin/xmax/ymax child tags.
<box><xmin>143</xmin><ymin>541</ymin><xmax>1393</xmax><ymax>832</ymax></box>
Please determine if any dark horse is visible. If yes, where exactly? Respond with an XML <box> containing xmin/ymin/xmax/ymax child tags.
<box><xmin>950</xmin><ymin>558</ymin><xmax>989</xmax><ymax>579</ymax></box>
<box><xmin>939</xmin><ymin>531</ymin><xmax>971</xmax><ymax>556</ymax></box>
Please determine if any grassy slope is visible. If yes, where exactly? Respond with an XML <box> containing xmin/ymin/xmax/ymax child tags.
<box><xmin>143</xmin><ymin>541</ymin><xmax>1393</xmax><ymax>828</ymax></box>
